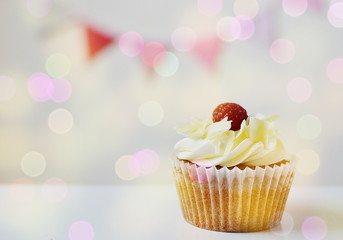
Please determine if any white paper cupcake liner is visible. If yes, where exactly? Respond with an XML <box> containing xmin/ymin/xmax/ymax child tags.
<box><xmin>173</xmin><ymin>159</ymin><xmax>295</xmax><ymax>232</ymax></box>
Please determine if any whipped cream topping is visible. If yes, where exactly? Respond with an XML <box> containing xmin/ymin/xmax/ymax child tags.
<box><xmin>174</xmin><ymin>114</ymin><xmax>286</xmax><ymax>167</ymax></box>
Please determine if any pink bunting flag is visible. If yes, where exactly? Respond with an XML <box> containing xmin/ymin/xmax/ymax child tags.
<box><xmin>192</xmin><ymin>35</ymin><xmax>222</xmax><ymax>71</ymax></box>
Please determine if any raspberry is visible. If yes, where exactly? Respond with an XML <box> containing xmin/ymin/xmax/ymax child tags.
<box><xmin>212</xmin><ymin>103</ymin><xmax>248</xmax><ymax>131</ymax></box>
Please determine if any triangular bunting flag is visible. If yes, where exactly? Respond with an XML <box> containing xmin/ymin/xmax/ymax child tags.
<box><xmin>192</xmin><ymin>35</ymin><xmax>222</xmax><ymax>70</ymax></box>
<box><xmin>86</xmin><ymin>25</ymin><xmax>115</xmax><ymax>59</ymax></box>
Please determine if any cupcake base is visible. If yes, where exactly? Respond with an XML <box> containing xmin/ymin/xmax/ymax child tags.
<box><xmin>173</xmin><ymin>159</ymin><xmax>295</xmax><ymax>232</ymax></box>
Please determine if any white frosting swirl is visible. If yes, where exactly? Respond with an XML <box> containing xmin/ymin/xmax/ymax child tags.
<box><xmin>174</xmin><ymin>114</ymin><xmax>286</xmax><ymax>167</ymax></box>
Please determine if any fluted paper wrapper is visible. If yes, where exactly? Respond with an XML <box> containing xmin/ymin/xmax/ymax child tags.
<box><xmin>173</xmin><ymin>159</ymin><xmax>295</xmax><ymax>232</ymax></box>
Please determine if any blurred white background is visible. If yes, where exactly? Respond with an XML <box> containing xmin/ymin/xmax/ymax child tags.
<box><xmin>0</xmin><ymin>0</ymin><xmax>342</xmax><ymax>186</ymax></box>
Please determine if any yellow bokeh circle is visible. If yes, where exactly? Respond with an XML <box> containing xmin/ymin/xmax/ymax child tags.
<box><xmin>296</xmin><ymin>114</ymin><xmax>322</xmax><ymax>140</ymax></box>
<box><xmin>21</xmin><ymin>151</ymin><xmax>46</xmax><ymax>177</ymax></box>
<box><xmin>296</xmin><ymin>149</ymin><xmax>320</xmax><ymax>175</ymax></box>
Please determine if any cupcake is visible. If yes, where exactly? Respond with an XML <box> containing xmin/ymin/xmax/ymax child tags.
<box><xmin>173</xmin><ymin>103</ymin><xmax>295</xmax><ymax>232</ymax></box>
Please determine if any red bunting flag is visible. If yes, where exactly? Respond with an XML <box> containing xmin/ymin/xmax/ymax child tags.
<box><xmin>192</xmin><ymin>35</ymin><xmax>222</xmax><ymax>70</ymax></box>
<box><xmin>86</xmin><ymin>25</ymin><xmax>115</xmax><ymax>59</ymax></box>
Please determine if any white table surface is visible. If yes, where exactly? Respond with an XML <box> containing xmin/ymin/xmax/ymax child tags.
<box><xmin>1</xmin><ymin>184</ymin><xmax>342</xmax><ymax>240</ymax></box>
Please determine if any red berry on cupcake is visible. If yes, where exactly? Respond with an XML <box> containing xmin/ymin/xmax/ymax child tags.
<box><xmin>212</xmin><ymin>102</ymin><xmax>248</xmax><ymax>131</ymax></box>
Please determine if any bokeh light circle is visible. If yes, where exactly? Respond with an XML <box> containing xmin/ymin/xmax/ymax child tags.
<box><xmin>236</xmin><ymin>16</ymin><xmax>255</xmax><ymax>40</ymax></box>
<box><xmin>46</xmin><ymin>53</ymin><xmax>72</xmax><ymax>78</ymax></box>
<box><xmin>296</xmin><ymin>114</ymin><xmax>322</xmax><ymax>140</ymax></box>
<box><xmin>28</xmin><ymin>72</ymin><xmax>53</xmax><ymax>102</ymax></box>
<box><xmin>69</xmin><ymin>221</ymin><xmax>94</xmax><ymax>240</ymax></box>
<box><xmin>197</xmin><ymin>0</ymin><xmax>223</xmax><ymax>16</ymax></box>
<box><xmin>270</xmin><ymin>39</ymin><xmax>296</xmax><ymax>64</ymax></box>
<box><xmin>21</xmin><ymin>151</ymin><xmax>46</xmax><ymax>177</ymax></box>
<box><xmin>129</xmin><ymin>149</ymin><xmax>160</xmax><ymax>176</ymax></box>
<box><xmin>153</xmin><ymin>52</ymin><xmax>179</xmax><ymax>77</ymax></box>
<box><xmin>10</xmin><ymin>178</ymin><xmax>35</xmax><ymax>203</ymax></box>
<box><xmin>233</xmin><ymin>0</ymin><xmax>259</xmax><ymax>19</ymax></box>
<box><xmin>42</xmin><ymin>177</ymin><xmax>68</xmax><ymax>203</ymax></box>
<box><xmin>141</xmin><ymin>42</ymin><xmax>166</xmax><ymax>67</ymax></box>
<box><xmin>296</xmin><ymin>149</ymin><xmax>320</xmax><ymax>175</ymax></box>
<box><xmin>282</xmin><ymin>0</ymin><xmax>308</xmax><ymax>17</ymax></box>
<box><xmin>50</xmin><ymin>78</ymin><xmax>72</xmax><ymax>102</ymax></box>
<box><xmin>327</xmin><ymin>58</ymin><xmax>343</xmax><ymax>83</ymax></box>
<box><xmin>119</xmin><ymin>32</ymin><xmax>145</xmax><ymax>56</ymax></box>
<box><xmin>287</xmin><ymin>77</ymin><xmax>312</xmax><ymax>103</ymax></box>
<box><xmin>302</xmin><ymin>216</ymin><xmax>327</xmax><ymax>240</ymax></box>
<box><xmin>27</xmin><ymin>0</ymin><xmax>52</xmax><ymax>17</ymax></box>
<box><xmin>328</xmin><ymin>2</ymin><xmax>343</xmax><ymax>28</ymax></box>
<box><xmin>48</xmin><ymin>108</ymin><xmax>74</xmax><ymax>134</ymax></box>
<box><xmin>115</xmin><ymin>155</ymin><xmax>137</xmax><ymax>181</ymax></box>
<box><xmin>216</xmin><ymin>17</ymin><xmax>241</xmax><ymax>42</ymax></box>
<box><xmin>171</xmin><ymin>27</ymin><xmax>197</xmax><ymax>52</ymax></box>
<box><xmin>270</xmin><ymin>212</ymin><xmax>294</xmax><ymax>236</ymax></box>
<box><xmin>138</xmin><ymin>101</ymin><xmax>164</xmax><ymax>126</ymax></box>
<box><xmin>0</xmin><ymin>75</ymin><xmax>16</xmax><ymax>101</ymax></box>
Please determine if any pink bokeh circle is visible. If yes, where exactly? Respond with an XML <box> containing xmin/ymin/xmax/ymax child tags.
<box><xmin>50</xmin><ymin>78</ymin><xmax>72</xmax><ymax>102</ymax></box>
<box><xmin>302</xmin><ymin>216</ymin><xmax>327</xmax><ymax>240</ymax></box>
<box><xmin>216</xmin><ymin>16</ymin><xmax>241</xmax><ymax>42</ymax></box>
<box><xmin>10</xmin><ymin>178</ymin><xmax>36</xmax><ymax>203</ymax></box>
<box><xmin>197</xmin><ymin>0</ymin><xmax>223</xmax><ymax>16</ymax></box>
<box><xmin>119</xmin><ymin>32</ymin><xmax>145</xmax><ymax>57</ymax></box>
<box><xmin>27</xmin><ymin>0</ymin><xmax>52</xmax><ymax>17</ymax></box>
<box><xmin>328</xmin><ymin>2</ymin><xmax>343</xmax><ymax>28</ymax></box>
<box><xmin>282</xmin><ymin>0</ymin><xmax>308</xmax><ymax>17</ymax></box>
<box><xmin>69</xmin><ymin>221</ymin><xmax>94</xmax><ymax>240</ymax></box>
<box><xmin>42</xmin><ymin>177</ymin><xmax>68</xmax><ymax>203</ymax></box>
<box><xmin>270</xmin><ymin>38</ymin><xmax>296</xmax><ymax>64</ymax></box>
<box><xmin>171</xmin><ymin>27</ymin><xmax>197</xmax><ymax>52</ymax></box>
<box><xmin>236</xmin><ymin>16</ymin><xmax>255</xmax><ymax>40</ymax></box>
<box><xmin>140</xmin><ymin>42</ymin><xmax>166</xmax><ymax>67</ymax></box>
<box><xmin>128</xmin><ymin>149</ymin><xmax>159</xmax><ymax>176</ymax></box>
<box><xmin>287</xmin><ymin>77</ymin><xmax>312</xmax><ymax>103</ymax></box>
<box><xmin>28</xmin><ymin>72</ymin><xmax>53</xmax><ymax>102</ymax></box>
<box><xmin>327</xmin><ymin>58</ymin><xmax>343</xmax><ymax>83</ymax></box>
